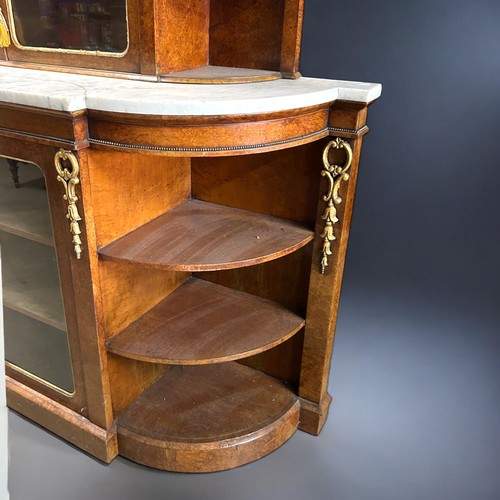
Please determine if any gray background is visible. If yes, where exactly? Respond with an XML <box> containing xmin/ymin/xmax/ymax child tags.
<box><xmin>8</xmin><ymin>0</ymin><xmax>500</xmax><ymax>499</ymax></box>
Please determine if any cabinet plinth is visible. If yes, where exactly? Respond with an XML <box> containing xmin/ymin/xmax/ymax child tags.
<box><xmin>116</xmin><ymin>362</ymin><xmax>300</xmax><ymax>472</ymax></box>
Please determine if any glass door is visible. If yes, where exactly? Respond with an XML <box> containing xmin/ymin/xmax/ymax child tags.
<box><xmin>0</xmin><ymin>156</ymin><xmax>74</xmax><ymax>394</ymax></box>
<box><xmin>7</xmin><ymin>0</ymin><xmax>128</xmax><ymax>54</ymax></box>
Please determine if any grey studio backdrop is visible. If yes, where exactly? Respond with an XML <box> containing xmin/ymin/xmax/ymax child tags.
<box><xmin>7</xmin><ymin>1</ymin><xmax>500</xmax><ymax>499</ymax></box>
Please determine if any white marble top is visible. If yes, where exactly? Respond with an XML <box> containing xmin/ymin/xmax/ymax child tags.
<box><xmin>0</xmin><ymin>66</ymin><xmax>381</xmax><ymax>116</ymax></box>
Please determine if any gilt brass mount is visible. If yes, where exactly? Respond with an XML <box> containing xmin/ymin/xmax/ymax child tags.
<box><xmin>319</xmin><ymin>138</ymin><xmax>353</xmax><ymax>274</ymax></box>
<box><xmin>54</xmin><ymin>149</ymin><xmax>83</xmax><ymax>259</ymax></box>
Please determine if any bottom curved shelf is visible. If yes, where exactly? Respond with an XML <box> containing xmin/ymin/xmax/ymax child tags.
<box><xmin>116</xmin><ymin>362</ymin><xmax>299</xmax><ymax>473</ymax></box>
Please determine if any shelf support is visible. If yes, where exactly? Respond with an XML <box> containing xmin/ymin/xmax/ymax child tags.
<box><xmin>319</xmin><ymin>138</ymin><xmax>353</xmax><ymax>274</ymax></box>
<box><xmin>54</xmin><ymin>149</ymin><xmax>83</xmax><ymax>259</ymax></box>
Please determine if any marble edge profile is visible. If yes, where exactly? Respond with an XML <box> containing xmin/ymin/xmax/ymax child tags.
<box><xmin>0</xmin><ymin>67</ymin><xmax>381</xmax><ymax>116</ymax></box>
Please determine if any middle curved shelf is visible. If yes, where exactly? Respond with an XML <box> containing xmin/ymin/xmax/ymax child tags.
<box><xmin>98</xmin><ymin>199</ymin><xmax>314</xmax><ymax>271</ymax></box>
<box><xmin>106</xmin><ymin>278</ymin><xmax>305</xmax><ymax>365</ymax></box>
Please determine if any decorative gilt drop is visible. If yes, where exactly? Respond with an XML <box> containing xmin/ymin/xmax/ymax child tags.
<box><xmin>54</xmin><ymin>149</ymin><xmax>83</xmax><ymax>259</ymax></box>
<box><xmin>319</xmin><ymin>138</ymin><xmax>353</xmax><ymax>274</ymax></box>
<box><xmin>0</xmin><ymin>8</ymin><xmax>10</xmax><ymax>48</ymax></box>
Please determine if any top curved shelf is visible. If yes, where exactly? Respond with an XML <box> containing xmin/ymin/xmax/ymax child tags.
<box><xmin>160</xmin><ymin>66</ymin><xmax>282</xmax><ymax>84</ymax></box>
<box><xmin>98</xmin><ymin>200</ymin><xmax>314</xmax><ymax>271</ymax></box>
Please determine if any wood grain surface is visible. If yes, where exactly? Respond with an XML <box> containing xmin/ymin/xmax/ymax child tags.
<box><xmin>153</xmin><ymin>0</ymin><xmax>209</xmax><ymax>74</ymax></box>
<box><xmin>88</xmin><ymin>106</ymin><xmax>330</xmax><ymax>156</ymax></box>
<box><xmin>99</xmin><ymin>199</ymin><xmax>314</xmax><ymax>271</ymax></box>
<box><xmin>87</xmin><ymin>151</ymin><xmax>191</xmax><ymax>249</ymax></box>
<box><xmin>280</xmin><ymin>0</ymin><xmax>304</xmax><ymax>76</ymax></box>
<box><xmin>7</xmin><ymin>376</ymin><xmax>118</xmax><ymax>463</ymax></box>
<box><xmin>209</xmin><ymin>0</ymin><xmax>285</xmax><ymax>71</ymax></box>
<box><xmin>192</xmin><ymin>141</ymin><xmax>323</xmax><ymax>225</ymax></box>
<box><xmin>107</xmin><ymin>277</ymin><xmax>305</xmax><ymax>364</ymax></box>
<box><xmin>116</xmin><ymin>362</ymin><xmax>299</xmax><ymax>472</ymax></box>
<box><xmin>160</xmin><ymin>65</ymin><xmax>281</xmax><ymax>84</ymax></box>
<box><xmin>1</xmin><ymin>0</ymin><xmax>304</xmax><ymax>80</ymax></box>
<box><xmin>299</xmin><ymin>104</ymin><xmax>369</xmax><ymax>412</ymax></box>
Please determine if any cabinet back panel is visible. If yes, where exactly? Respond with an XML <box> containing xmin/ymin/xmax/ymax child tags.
<box><xmin>209</xmin><ymin>0</ymin><xmax>285</xmax><ymax>71</ymax></box>
<box><xmin>191</xmin><ymin>141</ymin><xmax>324</xmax><ymax>226</ymax></box>
<box><xmin>196</xmin><ymin>244</ymin><xmax>312</xmax><ymax>317</ymax></box>
<box><xmin>87</xmin><ymin>150</ymin><xmax>191</xmax><ymax>249</ymax></box>
<box><xmin>155</xmin><ymin>0</ymin><xmax>209</xmax><ymax>74</ymax></box>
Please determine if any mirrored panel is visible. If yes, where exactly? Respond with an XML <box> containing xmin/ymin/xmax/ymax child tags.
<box><xmin>0</xmin><ymin>157</ymin><xmax>74</xmax><ymax>394</ymax></box>
<box><xmin>8</xmin><ymin>0</ymin><xmax>128</xmax><ymax>54</ymax></box>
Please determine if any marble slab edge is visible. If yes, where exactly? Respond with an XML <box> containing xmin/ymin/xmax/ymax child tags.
<box><xmin>0</xmin><ymin>66</ymin><xmax>381</xmax><ymax>116</ymax></box>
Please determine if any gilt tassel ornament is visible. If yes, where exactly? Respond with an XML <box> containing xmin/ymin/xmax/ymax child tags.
<box><xmin>0</xmin><ymin>8</ymin><xmax>11</xmax><ymax>48</ymax></box>
<box><xmin>319</xmin><ymin>138</ymin><xmax>353</xmax><ymax>274</ymax></box>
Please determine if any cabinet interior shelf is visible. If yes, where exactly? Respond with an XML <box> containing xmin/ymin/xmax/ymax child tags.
<box><xmin>0</xmin><ymin>160</ymin><xmax>54</xmax><ymax>247</ymax></box>
<box><xmin>116</xmin><ymin>362</ymin><xmax>300</xmax><ymax>472</ymax></box>
<box><xmin>107</xmin><ymin>277</ymin><xmax>305</xmax><ymax>365</ymax></box>
<box><xmin>1</xmin><ymin>231</ymin><xmax>66</xmax><ymax>332</ymax></box>
<box><xmin>2</xmin><ymin>301</ymin><xmax>65</xmax><ymax>333</ymax></box>
<box><xmin>160</xmin><ymin>65</ymin><xmax>282</xmax><ymax>84</ymax></box>
<box><xmin>4</xmin><ymin>307</ymin><xmax>74</xmax><ymax>393</ymax></box>
<box><xmin>0</xmin><ymin>223</ymin><xmax>54</xmax><ymax>247</ymax></box>
<box><xmin>98</xmin><ymin>199</ymin><xmax>314</xmax><ymax>271</ymax></box>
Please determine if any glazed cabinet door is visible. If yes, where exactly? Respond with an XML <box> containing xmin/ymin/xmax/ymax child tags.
<box><xmin>7</xmin><ymin>0</ymin><xmax>128</xmax><ymax>54</ymax></box>
<box><xmin>0</xmin><ymin>145</ymin><xmax>88</xmax><ymax>415</ymax></box>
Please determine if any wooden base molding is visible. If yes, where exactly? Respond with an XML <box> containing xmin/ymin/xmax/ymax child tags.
<box><xmin>118</xmin><ymin>405</ymin><xmax>300</xmax><ymax>473</ymax></box>
<box><xmin>298</xmin><ymin>393</ymin><xmax>333</xmax><ymax>436</ymax></box>
<box><xmin>7</xmin><ymin>368</ymin><xmax>331</xmax><ymax>470</ymax></box>
<box><xmin>6</xmin><ymin>376</ymin><xmax>118</xmax><ymax>463</ymax></box>
<box><xmin>116</xmin><ymin>363</ymin><xmax>300</xmax><ymax>472</ymax></box>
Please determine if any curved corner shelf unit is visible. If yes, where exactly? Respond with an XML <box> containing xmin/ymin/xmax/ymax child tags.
<box><xmin>100</xmin><ymin>189</ymin><xmax>313</xmax><ymax>470</ymax></box>
<box><xmin>97</xmin><ymin>184</ymin><xmax>316</xmax><ymax>471</ymax></box>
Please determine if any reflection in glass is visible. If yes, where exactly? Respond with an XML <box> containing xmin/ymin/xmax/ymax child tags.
<box><xmin>0</xmin><ymin>158</ymin><xmax>74</xmax><ymax>393</ymax></box>
<box><xmin>8</xmin><ymin>0</ymin><xmax>128</xmax><ymax>54</ymax></box>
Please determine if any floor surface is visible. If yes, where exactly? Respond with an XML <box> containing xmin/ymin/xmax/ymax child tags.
<box><xmin>7</xmin><ymin>279</ymin><xmax>500</xmax><ymax>500</ymax></box>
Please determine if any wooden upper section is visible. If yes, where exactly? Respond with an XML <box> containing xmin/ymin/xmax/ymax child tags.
<box><xmin>0</xmin><ymin>0</ymin><xmax>304</xmax><ymax>82</ymax></box>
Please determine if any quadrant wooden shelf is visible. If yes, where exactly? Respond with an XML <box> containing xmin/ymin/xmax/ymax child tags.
<box><xmin>116</xmin><ymin>362</ymin><xmax>300</xmax><ymax>472</ymax></box>
<box><xmin>160</xmin><ymin>65</ymin><xmax>282</xmax><ymax>84</ymax></box>
<box><xmin>99</xmin><ymin>199</ymin><xmax>314</xmax><ymax>271</ymax></box>
<box><xmin>107</xmin><ymin>278</ymin><xmax>305</xmax><ymax>365</ymax></box>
